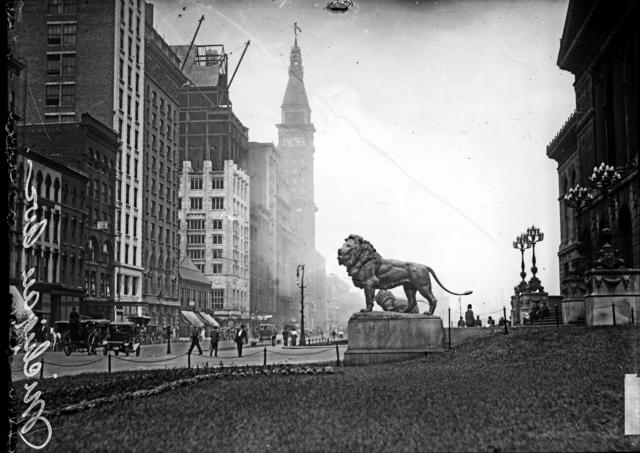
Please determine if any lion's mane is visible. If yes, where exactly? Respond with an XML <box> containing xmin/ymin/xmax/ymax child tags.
<box><xmin>340</xmin><ymin>234</ymin><xmax>383</xmax><ymax>278</ymax></box>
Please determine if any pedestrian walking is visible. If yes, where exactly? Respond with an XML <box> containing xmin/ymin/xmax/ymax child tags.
<box><xmin>209</xmin><ymin>326</ymin><xmax>220</xmax><ymax>357</ymax></box>
<box><xmin>271</xmin><ymin>329</ymin><xmax>277</xmax><ymax>347</ymax></box>
<box><xmin>235</xmin><ymin>324</ymin><xmax>248</xmax><ymax>357</ymax></box>
<box><xmin>282</xmin><ymin>329</ymin><xmax>289</xmax><ymax>347</ymax></box>
<box><xmin>188</xmin><ymin>327</ymin><xmax>203</xmax><ymax>355</ymax></box>
<box><xmin>290</xmin><ymin>328</ymin><xmax>298</xmax><ymax>347</ymax></box>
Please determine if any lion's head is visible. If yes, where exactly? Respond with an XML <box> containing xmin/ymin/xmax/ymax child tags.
<box><xmin>337</xmin><ymin>234</ymin><xmax>382</xmax><ymax>272</ymax></box>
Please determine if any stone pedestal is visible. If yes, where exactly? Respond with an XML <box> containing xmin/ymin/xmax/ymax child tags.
<box><xmin>343</xmin><ymin>311</ymin><xmax>444</xmax><ymax>366</ymax></box>
<box><xmin>584</xmin><ymin>269</ymin><xmax>640</xmax><ymax>326</ymax></box>
<box><xmin>514</xmin><ymin>291</ymin><xmax>548</xmax><ymax>325</ymax></box>
<box><xmin>560</xmin><ymin>275</ymin><xmax>587</xmax><ymax>324</ymax></box>
<box><xmin>562</xmin><ymin>299</ymin><xmax>586</xmax><ymax>324</ymax></box>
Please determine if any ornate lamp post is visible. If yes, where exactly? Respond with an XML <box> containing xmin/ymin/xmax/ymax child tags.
<box><xmin>563</xmin><ymin>162</ymin><xmax>624</xmax><ymax>268</ymax></box>
<box><xmin>296</xmin><ymin>264</ymin><xmax>306</xmax><ymax>346</ymax></box>
<box><xmin>512</xmin><ymin>233</ymin><xmax>531</xmax><ymax>294</ymax></box>
<box><xmin>525</xmin><ymin>225</ymin><xmax>544</xmax><ymax>292</ymax></box>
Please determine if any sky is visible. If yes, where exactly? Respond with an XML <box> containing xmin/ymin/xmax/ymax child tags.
<box><xmin>150</xmin><ymin>0</ymin><xmax>575</xmax><ymax>320</ymax></box>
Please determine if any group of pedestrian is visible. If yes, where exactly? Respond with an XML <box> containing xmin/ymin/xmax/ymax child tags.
<box><xmin>187</xmin><ymin>324</ymin><xmax>249</xmax><ymax>358</ymax></box>
<box><xmin>281</xmin><ymin>328</ymin><xmax>298</xmax><ymax>346</ymax></box>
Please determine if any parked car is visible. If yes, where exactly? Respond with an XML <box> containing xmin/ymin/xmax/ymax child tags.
<box><xmin>103</xmin><ymin>322</ymin><xmax>141</xmax><ymax>356</ymax></box>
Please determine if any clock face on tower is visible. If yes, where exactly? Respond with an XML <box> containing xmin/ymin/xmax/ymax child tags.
<box><xmin>282</xmin><ymin>135</ymin><xmax>306</xmax><ymax>146</ymax></box>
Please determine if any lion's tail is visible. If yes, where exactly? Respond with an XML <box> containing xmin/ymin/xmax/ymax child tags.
<box><xmin>427</xmin><ymin>267</ymin><xmax>472</xmax><ymax>296</ymax></box>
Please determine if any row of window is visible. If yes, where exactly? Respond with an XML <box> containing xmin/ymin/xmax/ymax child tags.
<box><xmin>189</xmin><ymin>176</ymin><xmax>224</xmax><ymax>190</ymax></box>
<box><xmin>47</xmin><ymin>23</ymin><xmax>76</xmax><ymax>46</ymax></box>
<box><xmin>187</xmin><ymin>197</ymin><xmax>225</xmax><ymax>210</ymax></box>
<box><xmin>12</xmin><ymin>247</ymin><xmax>82</xmax><ymax>289</ymax></box>
<box><xmin>118</xmin><ymin>274</ymin><xmax>139</xmax><ymax>296</ymax></box>
<box><xmin>48</xmin><ymin>0</ymin><xmax>77</xmax><ymax>15</ymax></box>
<box><xmin>185</xmin><ymin>219</ymin><xmax>223</xmax><ymax>230</ymax></box>
<box><xmin>186</xmin><ymin>234</ymin><xmax>224</xmax><ymax>245</ymax></box>
<box><xmin>45</xmin><ymin>83</ymin><xmax>75</xmax><ymax>107</ymax></box>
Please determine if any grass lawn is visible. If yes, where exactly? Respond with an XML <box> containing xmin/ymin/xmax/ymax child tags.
<box><xmin>20</xmin><ymin>325</ymin><xmax>640</xmax><ymax>452</ymax></box>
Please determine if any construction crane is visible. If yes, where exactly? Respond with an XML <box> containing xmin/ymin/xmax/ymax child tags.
<box><xmin>180</xmin><ymin>14</ymin><xmax>205</xmax><ymax>72</ymax></box>
<box><xmin>228</xmin><ymin>40</ymin><xmax>250</xmax><ymax>90</ymax></box>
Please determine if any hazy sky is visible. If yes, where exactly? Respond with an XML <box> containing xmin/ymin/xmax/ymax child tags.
<box><xmin>151</xmin><ymin>0</ymin><xmax>575</xmax><ymax>319</ymax></box>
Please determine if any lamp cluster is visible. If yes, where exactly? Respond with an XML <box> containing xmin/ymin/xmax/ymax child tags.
<box><xmin>512</xmin><ymin>225</ymin><xmax>544</xmax><ymax>293</ymax></box>
<box><xmin>563</xmin><ymin>162</ymin><xmax>622</xmax><ymax>211</ymax></box>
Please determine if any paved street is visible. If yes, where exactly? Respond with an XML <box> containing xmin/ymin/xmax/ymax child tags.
<box><xmin>11</xmin><ymin>340</ymin><xmax>348</xmax><ymax>381</ymax></box>
<box><xmin>11</xmin><ymin>328</ymin><xmax>497</xmax><ymax>381</ymax></box>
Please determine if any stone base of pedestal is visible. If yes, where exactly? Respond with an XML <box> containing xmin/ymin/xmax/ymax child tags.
<box><xmin>584</xmin><ymin>269</ymin><xmax>640</xmax><ymax>326</ymax></box>
<box><xmin>585</xmin><ymin>296</ymin><xmax>638</xmax><ymax>326</ymax></box>
<box><xmin>343</xmin><ymin>311</ymin><xmax>444</xmax><ymax>366</ymax></box>
<box><xmin>562</xmin><ymin>299</ymin><xmax>585</xmax><ymax>324</ymax></box>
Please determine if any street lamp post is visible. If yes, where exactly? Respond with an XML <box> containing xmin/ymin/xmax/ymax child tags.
<box><xmin>296</xmin><ymin>264</ymin><xmax>306</xmax><ymax>346</ymax></box>
<box><xmin>525</xmin><ymin>226</ymin><xmax>544</xmax><ymax>281</ymax></box>
<box><xmin>512</xmin><ymin>233</ymin><xmax>531</xmax><ymax>293</ymax></box>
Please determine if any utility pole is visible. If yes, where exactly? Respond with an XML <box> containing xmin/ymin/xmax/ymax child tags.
<box><xmin>297</xmin><ymin>264</ymin><xmax>306</xmax><ymax>346</ymax></box>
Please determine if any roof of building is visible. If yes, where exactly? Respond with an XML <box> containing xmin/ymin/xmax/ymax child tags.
<box><xmin>282</xmin><ymin>39</ymin><xmax>310</xmax><ymax>109</ymax></box>
<box><xmin>179</xmin><ymin>256</ymin><xmax>211</xmax><ymax>285</ymax></box>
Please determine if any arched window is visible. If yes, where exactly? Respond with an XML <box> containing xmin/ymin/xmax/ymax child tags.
<box><xmin>36</xmin><ymin>171</ymin><xmax>43</xmax><ymax>197</ymax></box>
<box><xmin>53</xmin><ymin>178</ymin><xmax>60</xmax><ymax>202</ymax></box>
<box><xmin>44</xmin><ymin>174</ymin><xmax>52</xmax><ymax>199</ymax></box>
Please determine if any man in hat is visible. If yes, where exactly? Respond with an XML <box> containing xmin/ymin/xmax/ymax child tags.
<box><xmin>188</xmin><ymin>326</ymin><xmax>203</xmax><ymax>355</ymax></box>
<box><xmin>465</xmin><ymin>304</ymin><xmax>476</xmax><ymax>327</ymax></box>
<box><xmin>234</xmin><ymin>324</ymin><xmax>248</xmax><ymax>357</ymax></box>
<box><xmin>209</xmin><ymin>326</ymin><xmax>220</xmax><ymax>357</ymax></box>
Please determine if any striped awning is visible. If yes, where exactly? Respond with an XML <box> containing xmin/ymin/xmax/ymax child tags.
<box><xmin>197</xmin><ymin>312</ymin><xmax>219</xmax><ymax>327</ymax></box>
<box><xmin>180</xmin><ymin>310</ymin><xmax>204</xmax><ymax>328</ymax></box>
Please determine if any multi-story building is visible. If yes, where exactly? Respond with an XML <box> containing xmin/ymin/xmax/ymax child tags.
<box><xmin>9</xmin><ymin>147</ymin><xmax>89</xmax><ymax>323</ymax></box>
<box><xmin>140</xmin><ymin>4</ymin><xmax>185</xmax><ymax>329</ymax></box>
<box><xmin>15</xmin><ymin>0</ymin><xmax>146</xmax><ymax>321</ymax></box>
<box><xmin>547</xmin><ymin>0</ymin><xmax>639</xmax><ymax>292</ymax></box>
<box><xmin>275</xmin><ymin>36</ymin><xmax>327</xmax><ymax>329</ymax></box>
<box><xmin>178</xmin><ymin>160</ymin><xmax>251</xmax><ymax>319</ymax></box>
<box><xmin>20</xmin><ymin>113</ymin><xmax>119</xmax><ymax>319</ymax></box>
<box><xmin>172</xmin><ymin>43</ymin><xmax>249</xmax><ymax>171</ymax></box>
<box><xmin>247</xmin><ymin>142</ymin><xmax>279</xmax><ymax>317</ymax></box>
<box><xmin>177</xmin><ymin>256</ymin><xmax>213</xmax><ymax>336</ymax></box>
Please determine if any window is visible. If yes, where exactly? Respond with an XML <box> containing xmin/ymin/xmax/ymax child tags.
<box><xmin>190</xmin><ymin>197</ymin><xmax>203</xmax><ymax>210</ymax></box>
<box><xmin>212</xmin><ymin>264</ymin><xmax>222</xmax><ymax>274</ymax></box>
<box><xmin>46</xmin><ymin>53</ymin><xmax>75</xmax><ymax>75</ymax></box>
<box><xmin>212</xmin><ymin>249</ymin><xmax>222</xmax><ymax>259</ymax></box>
<box><xmin>212</xmin><ymin>219</ymin><xmax>222</xmax><ymax>229</ymax></box>
<box><xmin>211</xmin><ymin>197</ymin><xmax>224</xmax><ymax>210</ymax></box>
<box><xmin>211</xmin><ymin>177</ymin><xmax>224</xmax><ymax>189</ymax></box>
<box><xmin>132</xmin><ymin>248</ymin><xmax>137</xmax><ymax>266</ymax></box>
<box><xmin>48</xmin><ymin>0</ymin><xmax>77</xmax><ymax>14</ymax></box>
<box><xmin>45</xmin><ymin>83</ymin><xmax>75</xmax><ymax>107</ymax></box>
<box><xmin>133</xmin><ymin>217</ymin><xmax>137</xmax><ymax>237</ymax></box>
<box><xmin>133</xmin><ymin>188</ymin><xmax>138</xmax><ymax>207</ymax></box>
<box><xmin>187</xmin><ymin>234</ymin><xmax>205</xmax><ymax>245</ymax></box>
<box><xmin>190</xmin><ymin>176</ymin><xmax>202</xmax><ymax>190</ymax></box>
<box><xmin>213</xmin><ymin>289</ymin><xmax>224</xmax><ymax>310</ymax></box>
<box><xmin>212</xmin><ymin>234</ymin><xmax>222</xmax><ymax>245</ymax></box>
<box><xmin>125</xmin><ymin>183</ymin><xmax>130</xmax><ymax>204</ymax></box>
<box><xmin>187</xmin><ymin>219</ymin><xmax>205</xmax><ymax>230</ymax></box>
<box><xmin>125</xmin><ymin>245</ymin><xmax>129</xmax><ymax>265</ymax></box>
<box><xmin>125</xmin><ymin>214</ymin><xmax>130</xmax><ymax>235</ymax></box>
<box><xmin>187</xmin><ymin>249</ymin><xmax>205</xmax><ymax>260</ymax></box>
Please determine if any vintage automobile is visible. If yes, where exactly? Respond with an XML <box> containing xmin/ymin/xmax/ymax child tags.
<box><xmin>258</xmin><ymin>324</ymin><xmax>277</xmax><ymax>342</ymax></box>
<box><xmin>126</xmin><ymin>315</ymin><xmax>153</xmax><ymax>343</ymax></box>
<box><xmin>58</xmin><ymin>319</ymin><xmax>110</xmax><ymax>356</ymax></box>
<box><xmin>103</xmin><ymin>321</ymin><xmax>141</xmax><ymax>356</ymax></box>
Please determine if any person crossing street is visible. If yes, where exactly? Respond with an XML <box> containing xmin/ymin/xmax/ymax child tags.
<box><xmin>188</xmin><ymin>327</ymin><xmax>203</xmax><ymax>355</ymax></box>
<box><xmin>234</xmin><ymin>324</ymin><xmax>248</xmax><ymax>357</ymax></box>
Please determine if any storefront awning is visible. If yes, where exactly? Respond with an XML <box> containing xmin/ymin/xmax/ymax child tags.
<box><xmin>197</xmin><ymin>312</ymin><xmax>219</xmax><ymax>327</ymax></box>
<box><xmin>180</xmin><ymin>310</ymin><xmax>204</xmax><ymax>328</ymax></box>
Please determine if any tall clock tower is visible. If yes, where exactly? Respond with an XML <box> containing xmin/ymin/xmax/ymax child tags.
<box><xmin>277</xmin><ymin>36</ymin><xmax>317</xmax><ymax>256</ymax></box>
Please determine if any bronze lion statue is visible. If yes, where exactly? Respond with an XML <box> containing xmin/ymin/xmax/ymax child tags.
<box><xmin>337</xmin><ymin>234</ymin><xmax>472</xmax><ymax>315</ymax></box>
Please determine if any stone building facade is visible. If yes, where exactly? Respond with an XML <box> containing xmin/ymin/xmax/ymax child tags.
<box><xmin>15</xmin><ymin>0</ymin><xmax>148</xmax><ymax>319</ymax></box>
<box><xmin>178</xmin><ymin>160</ymin><xmax>250</xmax><ymax>318</ymax></box>
<box><xmin>247</xmin><ymin>142</ymin><xmax>279</xmax><ymax>318</ymax></box>
<box><xmin>20</xmin><ymin>113</ymin><xmax>119</xmax><ymax>320</ymax></box>
<box><xmin>547</xmin><ymin>0</ymin><xmax>639</xmax><ymax>296</ymax></box>
<box><xmin>140</xmin><ymin>4</ymin><xmax>185</xmax><ymax>329</ymax></box>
